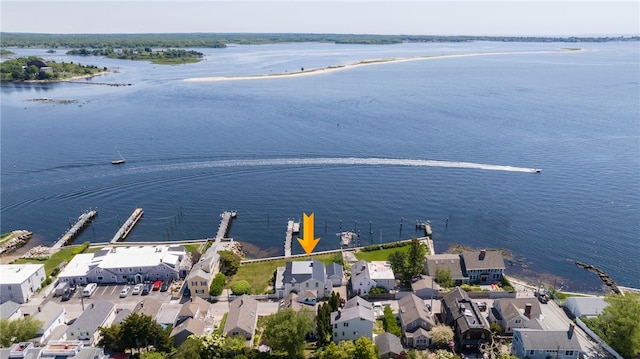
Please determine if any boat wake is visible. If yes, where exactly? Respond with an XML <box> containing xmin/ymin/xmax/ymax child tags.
<box><xmin>133</xmin><ymin>157</ymin><xmax>540</xmax><ymax>174</ymax></box>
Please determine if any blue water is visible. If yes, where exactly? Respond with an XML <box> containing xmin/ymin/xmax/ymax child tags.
<box><xmin>1</xmin><ymin>42</ymin><xmax>638</xmax><ymax>292</ymax></box>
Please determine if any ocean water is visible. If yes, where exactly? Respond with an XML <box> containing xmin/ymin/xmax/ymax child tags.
<box><xmin>1</xmin><ymin>41</ymin><xmax>638</xmax><ymax>292</ymax></box>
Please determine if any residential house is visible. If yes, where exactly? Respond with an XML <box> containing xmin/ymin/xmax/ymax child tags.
<box><xmin>350</xmin><ymin>260</ymin><xmax>396</xmax><ymax>296</ymax></box>
<box><xmin>186</xmin><ymin>244</ymin><xmax>224</xmax><ymax>298</ymax></box>
<box><xmin>398</xmin><ymin>293</ymin><xmax>436</xmax><ymax>349</ymax></box>
<box><xmin>375</xmin><ymin>332</ymin><xmax>403</xmax><ymax>359</ymax></box>
<box><xmin>0</xmin><ymin>301</ymin><xmax>22</xmax><ymax>320</ymax></box>
<box><xmin>1</xmin><ymin>341</ymin><xmax>106</xmax><ymax>359</ymax></box>
<box><xmin>155</xmin><ymin>303</ymin><xmax>182</xmax><ymax>328</ymax></box>
<box><xmin>32</xmin><ymin>302</ymin><xmax>66</xmax><ymax>344</ymax></box>
<box><xmin>223</xmin><ymin>295</ymin><xmax>259</xmax><ymax>347</ymax></box>
<box><xmin>0</xmin><ymin>264</ymin><xmax>46</xmax><ymax>304</ymax></box>
<box><xmin>489</xmin><ymin>298</ymin><xmax>544</xmax><ymax>335</ymax></box>
<box><xmin>441</xmin><ymin>287</ymin><xmax>491</xmax><ymax>350</ymax></box>
<box><xmin>57</xmin><ymin>245</ymin><xmax>190</xmax><ymax>286</ymax></box>
<box><xmin>64</xmin><ymin>299</ymin><xmax>116</xmax><ymax>345</ymax></box>
<box><xmin>425</xmin><ymin>254</ymin><xmax>467</xmax><ymax>286</ymax></box>
<box><xmin>331</xmin><ymin>296</ymin><xmax>375</xmax><ymax>343</ymax></box>
<box><xmin>171</xmin><ymin>297</ymin><xmax>210</xmax><ymax>347</ymax></box>
<box><xmin>411</xmin><ymin>276</ymin><xmax>440</xmax><ymax>300</ymax></box>
<box><xmin>326</xmin><ymin>262</ymin><xmax>344</xmax><ymax>287</ymax></box>
<box><xmin>565</xmin><ymin>297</ymin><xmax>608</xmax><ymax>318</ymax></box>
<box><xmin>511</xmin><ymin>326</ymin><xmax>582</xmax><ymax>359</ymax></box>
<box><xmin>460</xmin><ymin>250</ymin><xmax>505</xmax><ymax>285</ymax></box>
<box><xmin>278</xmin><ymin>258</ymin><xmax>332</xmax><ymax>299</ymax></box>
<box><xmin>133</xmin><ymin>297</ymin><xmax>163</xmax><ymax>319</ymax></box>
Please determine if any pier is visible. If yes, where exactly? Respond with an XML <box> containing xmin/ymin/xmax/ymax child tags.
<box><xmin>110</xmin><ymin>208</ymin><xmax>144</xmax><ymax>244</ymax></box>
<box><xmin>215</xmin><ymin>211</ymin><xmax>237</xmax><ymax>241</ymax></box>
<box><xmin>284</xmin><ymin>219</ymin><xmax>300</xmax><ymax>257</ymax></box>
<box><xmin>416</xmin><ymin>220</ymin><xmax>432</xmax><ymax>238</ymax></box>
<box><xmin>52</xmin><ymin>210</ymin><xmax>97</xmax><ymax>250</ymax></box>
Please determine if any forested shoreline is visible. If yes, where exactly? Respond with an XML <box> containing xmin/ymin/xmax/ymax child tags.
<box><xmin>1</xmin><ymin>32</ymin><xmax>638</xmax><ymax>48</ymax></box>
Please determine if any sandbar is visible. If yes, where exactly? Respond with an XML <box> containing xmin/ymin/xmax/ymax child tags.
<box><xmin>184</xmin><ymin>49</ymin><xmax>581</xmax><ymax>83</ymax></box>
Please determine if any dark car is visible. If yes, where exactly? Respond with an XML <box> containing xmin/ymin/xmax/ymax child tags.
<box><xmin>160</xmin><ymin>280</ymin><xmax>169</xmax><ymax>292</ymax></box>
<box><xmin>141</xmin><ymin>283</ymin><xmax>151</xmax><ymax>295</ymax></box>
<box><xmin>61</xmin><ymin>288</ymin><xmax>74</xmax><ymax>301</ymax></box>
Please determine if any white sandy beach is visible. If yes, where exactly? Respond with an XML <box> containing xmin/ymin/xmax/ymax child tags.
<box><xmin>184</xmin><ymin>49</ymin><xmax>581</xmax><ymax>83</ymax></box>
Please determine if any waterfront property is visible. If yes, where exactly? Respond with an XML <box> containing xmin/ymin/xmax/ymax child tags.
<box><xmin>56</xmin><ymin>245</ymin><xmax>190</xmax><ymax>286</ymax></box>
<box><xmin>460</xmin><ymin>250</ymin><xmax>505</xmax><ymax>284</ymax></box>
<box><xmin>511</xmin><ymin>327</ymin><xmax>582</xmax><ymax>359</ymax></box>
<box><xmin>425</xmin><ymin>254</ymin><xmax>468</xmax><ymax>286</ymax></box>
<box><xmin>277</xmin><ymin>258</ymin><xmax>333</xmax><ymax>299</ymax></box>
<box><xmin>185</xmin><ymin>243</ymin><xmax>224</xmax><ymax>298</ymax></box>
<box><xmin>0</xmin><ymin>264</ymin><xmax>45</xmax><ymax>304</ymax></box>
<box><xmin>331</xmin><ymin>296</ymin><xmax>375</xmax><ymax>343</ymax></box>
<box><xmin>489</xmin><ymin>298</ymin><xmax>544</xmax><ymax>335</ymax></box>
<box><xmin>564</xmin><ymin>297</ymin><xmax>608</xmax><ymax>318</ymax></box>
<box><xmin>350</xmin><ymin>260</ymin><xmax>396</xmax><ymax>296</ymax></box>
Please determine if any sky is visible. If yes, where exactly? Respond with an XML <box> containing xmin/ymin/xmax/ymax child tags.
<box><xmin>1</xmin><ymin>1</ymin><xmax>638</xmax><ymax>36</ymax></box>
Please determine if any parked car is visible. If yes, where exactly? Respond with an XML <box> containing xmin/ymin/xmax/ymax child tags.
<box><xmin>120</xmin><ymin>286</ymin><xmax>131</xmax><ymax>298</ymax></box>
<box><xmin>152</xmin><ymin>280</ymin><xmax>162</xmax><ymax>291</ymax></box>
<box><xmin>132</xmin><ymin>284</ymin><xmax>143</xmax><ymax>295</ymax></box>
<box><xmin>160</xmin><ymin>280</ymin><xmax>170</xmax><ymax>292</ymax></box>
<box><xmin>141</xmin><ymin>283</ymin><xmax>151</xmax><ymax>295</ymax></box>
<box><xmin>61</xmin><ymin>288</ymin><xmax>75</xmax><ymax>301</ymax></box>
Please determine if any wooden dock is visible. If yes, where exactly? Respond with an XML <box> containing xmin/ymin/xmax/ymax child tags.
<box><xmin>284</xmin><ymin>219</ymin><xmax>300</xmax><ymax>257</ymax></box>
<box><xmin>52</xmin><ymin>210</ymin><xmax>97</xmax><ymax>250</ymax></box>
<box><xmin>110</xmin><ymin>208</ymin><xmax>143</xmax><ymax>244</ymax></box>
<box><xmin>416</xmin><ymin>220</ymin><xmax>432</xmax><ymax>237</ymax></box>
<box><xmin>215</xmin><ymin>211</ymin><xmax>237</xmax><ymax>241</ymax></box>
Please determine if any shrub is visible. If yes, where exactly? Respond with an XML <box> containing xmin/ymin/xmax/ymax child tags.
<box><xmin>209</xmin><ymin>273</ymin><xmax>226</xmax><ymax>296</ymax></box>
<box><xmin>230</xmin><ymin>280</ymin><xmax>251</xmax><ymax>295</ymax></box>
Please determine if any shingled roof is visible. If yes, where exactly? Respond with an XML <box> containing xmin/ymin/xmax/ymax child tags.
<box><xmin>460</xmin><ymin>250</ymin><xmax>505</xmax><ymax>271</ymax></box>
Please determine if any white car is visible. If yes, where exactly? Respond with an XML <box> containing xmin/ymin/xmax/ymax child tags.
<box><xmin>120</xmin><ymin>286</ymin><xmax>131</xmax><ymax>298</ymax></box>
<box><xmin>132</xmin><ymin>284</ymin><xmax>143</xmax><ymax>295</ymax></box>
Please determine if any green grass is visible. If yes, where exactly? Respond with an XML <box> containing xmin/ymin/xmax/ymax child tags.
<box><xmin>234</xmin><ymin>254</ymin><xmax>336</xmax><ymax>294</ymax></box>
<box><xmin>182</xmin><ymin>244</ymin><xmax>201</xmax><ymax>254</ymax></box>
<box><xmin>355</xmin><ymin>245</ymin><xmax>410</xmax><ymax>262</ymax></box>
<box><xmin>12</xmin><ymin>246</ymin><xmax>80</xmax><ymax>277</ymax></box>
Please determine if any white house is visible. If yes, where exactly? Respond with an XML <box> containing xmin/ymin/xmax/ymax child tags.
<box><xmin>489</xmin><ymin>299</ymin><xmax>544</xmax><ymax>335</ymax></box>
<box><xmin>565</xmin><ymin>297</ymin><xmax>608</xmax><ymax>318</ymax></box>
<box><xmin>511</xmin><ymin>327</ymin><xmax>582</xmax><ymax>359</ymax></box>
<box><xmin>64</xmin><ymin>299</ymin><xmax>115</xmax><ymax>345</ymax></box>
<box><xmin>57</xmin><ymin>245</ymin><xmax>190</xmax><ymax>285</ymax></box>
<box><xmin>278</xmin><ymin>258</ymin><xmax>332</xmax><ymax>299</ymax></box>
<box><xmin>350</xmin><ymin>260</ymin><xmax>395</xmax><ymax>296</ymax></box>
<box><xmin>33</xmin><ymin>302</ymin><xmax>66</xmax><ymax>344</ymax></box>
<box><xmin>331</xmin><ymin>296</ymin><xmax>375</xmax><ymax>343</ymax></box>
<box><xmin>0</xmin><ymin>264</ymin><xmax>45</xmax><ymax>304</ymax></box>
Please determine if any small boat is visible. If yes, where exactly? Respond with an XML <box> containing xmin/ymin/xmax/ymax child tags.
<box><xmin>339</xmin><ymin>231</ymin><xmax>358</xmax><ymax>247</ymax></box>
<box><xmin>112</xmin><ymin>151</ymin><xmax>125</xmax><ymax>165</ymax></box>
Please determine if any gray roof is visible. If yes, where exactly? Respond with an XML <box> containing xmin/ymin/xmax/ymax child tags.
<box><xmin>331</xmin><ymin>296</ymin><xmax>375</xmax><ymax>324</ymax></box>
<box><xmin>411</xmin><ymin>276</ymin><xmax>441</xmax><ymax>293</ymax></box>
<box><xmin>495</xmin><ymin>298</ymin><xmax>543</xmax><ymax>322</ymax></box>
<box><xmin>224</xmin><ymin>295</ymin><xmax>258</xmax><ymax>335</ymax></box>
<box><xmin>112</xmin><ymin>308</ymin><xmax>131</xmax><ymax>325</ymax></box>
<box><xmin>566</xmin><ymin>297</ymin><xmax>608</xmax><ymax>317</ymax></box>
<box><xmin>65</xmin><ymin>299</ymin><xmax>114</xmax><ymax>341</ymax></box>
<box><xmin>177</xmin><ymin>296</ymin><xmax>209</xmax><ymax>322</ymax></box>
<box><xmin>282</xmin><ymin>258</ymin><xmax>326</xmax><ymax>285</ymax></box>
<box><xmin>33</xmin><ymin>301</ymin><xmax>65</xmax><ymax>331</ymax></box>
<box><xmin>426</xmin><ymin>254</ymin><xmax>465</xmax><ymax>279</ymax></box>
<box><xmin>0</xmin><ymin>301</ymin><xmax>21</xmax><ymax>319</ymax></box>
<box><xmin>442</xmin><ymin>287</ymin><xmax>490</xmax><ymax>332</ymax></box>
<box><xmin>515</xmin><ymin>329</ymin><xmax>582</xmax><ymax>350</ymax></box>
<box><xmin>375</xmin><ymin>333</ymin><xmax>403</xmax><ymax>356</ymax></box>
<box><xmin>156</xmin><ymin>303</ymin><xmax>182</xmax><ymax>325</ymax></box>
<box><xmin>133</xmin><ymin>297</ymin><xmax>163</xmax><ymax>318</ymax></box>
<box><xmin>326</xmin><ymin>262</ymin><xmax>343</xmax><ymax>278</ymax></box>
<box><xmin>460</xmin><ymin>251</ymin><xmax>505</xmax><ymax>271</ymax></box>
<box><xmin>398</xmin><ymin>293</ymin><xmax>435</xmax><ymax>330</ymax></box>
<box><xmin>0</xmin><ymin>345</ymin><xmax>105</xmax><ymax>359</ymax></box>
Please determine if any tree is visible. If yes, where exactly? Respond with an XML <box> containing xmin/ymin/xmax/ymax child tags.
<box><xmin>435</xmin><ymin>349</ymin><xmax>455</xmax><ymax>359</ymax></box>
<box><xmin>229</xmin><ymin>280</ymin><xmax>251</xmax><ymax>295</ymax></box>
<box><xmin>388</xmin><ymin>238</ymin><xmax>427</xmax><ymax>286</ymax></box>
<box><xmin>316</xmin><ymin>341</ymin><xmax>355</xmax><ymax>359</ymax></box>
<box><xmin>209</xmin><ymin>273</ymin><xmax>226</xmax><ymax>296</ymax></box>
<box><xmin>140</xmin><ymin>352</ymin><xmax>167</xmax><ymax>359</ymax></box>
<box><xmin>382</xmin><ymin>305</ymin><xmax>402</xmax><ymax>337</ymax></box>
<box><xmin>98</xmin><ymin>324</ymin><xmax>124</xmax><ymax>352</ymax></box>
<box><xmin>590</xmin><ymin>293</ymin><xmax>640</xmax><ymax>359</ymax></box>
<box><xmin>174</xmin><ymin>336</ymin><xmax>201</xmax><ymax>359</ymax></box>
<box><xmin>434</xmin><ymin>267</ymin><xmax>454</xmax><ymax>288</ymax></box>
<box><xmin>430</xmin><ymin>325</ymin><xmax>454</xmax><ymax>347</ymax></box>
<box><xmin>489</xmin><ymin>322</ymin><xmax>502</xmax><ymax>336</ymax></box>
<box><xmin>388</xmin><ymin>250</ymin><xmax>408</xmax><ymax>284</ymax></box>
<box><xmin>199</xmin><ymin>332</ymin><xmax>245</xmax><ymax>358</ymax></box>
<box><xmin>262</xmin><ymin>308</ymin><xmax>313</xmax><ymax>358</ymax></box>
<box><xmin>316</xmin><ymin>303</ymin><xmax>333</xmax><ymax>347</ymax></box>
<box><xmin>328</xmin><ymin>291</ymin><xmax>341</xmax><ymax>311</ymax></box>
<box><xmin>218</xmin><ymin>250</ymin><xmax>240</xmax><ymax>276</ymax></box>
<box><xmin>353</xmin><ymin>337</ymin><xmax>378</xmax><ymax>359</ymax></box>
<box><xmin>0</xmin><ymin>317</ymin><xmax>42</xmax><ymax>347</ymax></box>
<box><xmin>118</xmin><ymin>313</ymin><xmax>173</xmax><ymax>353</ymax></box>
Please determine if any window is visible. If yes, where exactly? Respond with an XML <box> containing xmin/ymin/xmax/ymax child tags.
<box><xmin>122</xmin><ymin>275</ymin><xmax>127</xmax><ymax>279</ymax></box>
<box><xmin>306</xmin><ymin>283</ymin><xmax>309</xmax><ymax>287</ymax></box>
<box><xmin>8</xmin><ymin>285</ymin><xmax>11</xmax><ymax>290</ymax></box>
<box><xmin>515</xmin><ymin>319</ymin><xmax>522</xmax><ymax>324</ymax></box>
<box><xmin>316</xmin><ymin>282</ymin><xmax>319</xmax><ymax>288</ymax></box>
<box><xmin>343</xmin><ymin>322</ymin><xmax>349</xmax><ymax>327</ymax></box>
<box><xmin>565</xmin><ymin>351</ymin><xmax>574</xmax><ymax>356</ymax></box>
<box><xmin>529</xmin><ymin>350</ymin><xmax>534</xmax><ymax>356</ymax></box>
<box><xmin>334</xmin><ymin>324</ymin><xmax>337</xmax><ymax>329</ymax></box>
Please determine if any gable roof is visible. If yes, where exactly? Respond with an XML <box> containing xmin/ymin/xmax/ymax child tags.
<box><xmin>398</xmin><ymin>293</ymin><xmax>435</xmax><ymax>330</ymax></box>
<box><xmin>460</xmin><ymin>251</ymin><xmax>505</xmax><ymax>271</ymax></box>
<box><xmin>515</xmin><ymin>329</ymin><xmax>582</xmax><ymax>350</ymax></box>
<box><xmin>178</xmin><ymin>296</ymin><xmax>209</xmax><ymax>321</ymax></box>
<box><xmin>170</xmin><ymin>317</ymin><xmax>206</xmax><ymax>338</ymax></box>
<box><xmin>565</xmin><ymin>297</ymin><xmax>608</xmax><ymax>317</ymax></box>
<box><xmin>33</xmin><ymin>301</ymin><xmax>65</xmax><ymax>330</ymax></box>
<box><xmin>375</xmin><ymin>332</ymin><xmax>403</xmax><ymax>356</ymax></box>
<box><xmin>411</xmin><ymin>276</ymin><xmax>441</xmax><ymax>293</ymax></box>
<box><xmin>0</xmin><ymin>301</ymin><xmax>21</xmax><ymax>320</ymax></box>
<box><xmin>224</xmin><ymin>295</ymin><xmax>258</xmax><ymax>335</ymax></box>
<box><xmin>282</xmin><ymin>258</ymin><xmax>326</xmax><ymax>284</ymax></box>
<box><xmin>442</xmin><ymin>287</ymin><xmax>489</xmax><ymax>332</ymax></box>
<box><xmin>65</xmin><ymin>299</ymin><xmax>114</xmax><ymax>339</ymax></box>
<box><xmin>426</xmin><ymin>254</ymin><xmax>465</xmax><ymax>279</ymax></box>
<box><xmin>331</xmin><ymin>296</ymin><xmax>375</xmax><ymax>324</ymax></box>
<box><xmin>326</xmin><ymin>262</ymin><xmax>343</xmax><ymax>278</ymax></box>
<box><xmin>133</xmin><ymin>297</ymin><xmax>163</xmax><ymax>318</ymax></box>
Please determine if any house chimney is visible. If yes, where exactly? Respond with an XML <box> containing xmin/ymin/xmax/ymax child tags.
<box><xmin>524</xmin><ymin>304</ymin><xmax>532</xmax><ymax>319</ymax></box>
<box><xmin>37</xmin><ymin>306</ymin><xmax>41</xmax><ymax>312</ymax></box>
<box><xmin>568</xmin><ymin>323</ymin><xmax>575</xmax><ymax>339</ymax></box>
<box><xmin>479</xmin><ymin>250</ymin><xmax>486</xmax><ymax>260</ymax></box>
<box><xmin>91</xmin><ymin>303</ymin><xmax>94</xmax><ymax>309</ymax></box>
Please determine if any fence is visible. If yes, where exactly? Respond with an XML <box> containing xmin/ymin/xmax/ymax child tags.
<box><xmin>575</xmin><ymin>317</ymin><xmax>623</xmax><ymax>359</ymax></box>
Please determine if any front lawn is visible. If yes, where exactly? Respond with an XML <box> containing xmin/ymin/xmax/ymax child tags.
<box><xmin>355</xmin><ymin>245</ymin><xmax>411</xmax><ymax>262</ymax></box>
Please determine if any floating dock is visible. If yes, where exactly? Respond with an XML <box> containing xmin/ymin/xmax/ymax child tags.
<box><xmin>416</xmin><ymin>220</ymin><xmax>432</xmax><ymax>237</ymax></box>
<box><xmin>215</xmin><ymin>211</ymin><xmax>237</xmax><ymax>241</ymax></box>
<box><xmin>110</xmin><ymin>208</ymin><xmax>143</xmax><ymax>244</ymax></box>
<box><xmin>52</xmin><ymin>210</ymin><xmax>97</xmax><ymax>250</ymax></box>
<box><xmin>284</xmin><ymin>219</ymin><xmax>300</xmax><ymax>257</ymax></box>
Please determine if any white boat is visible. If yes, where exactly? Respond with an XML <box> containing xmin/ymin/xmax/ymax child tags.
<box><xmin>339</xmin><ymin>231</ymin><xmax>358</xmax><ymax>246</ymax></box>
<box><xmin>112</xmin><ymin>151</ymin><xmax>125</xmax><ymax>165</ymax></box>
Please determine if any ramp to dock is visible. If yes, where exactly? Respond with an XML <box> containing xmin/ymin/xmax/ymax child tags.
<box><xmin>110</xmin><ymin>208</ymin><xmax>143</xmax><ymax>244</ymax></box>
<box><xmin>284</xmin><ymin>219</ymin><xmax>300</xmax><ymax>257</ymax></box>
<box><xmin>52</xmin><ymin>210</ymin><xmax>97</xmax><ymax>250</ymax></box>
<box><xmin>215</xmin><ymin>211</ymin><xmax>237</xmax><ymax>241</ymax></box>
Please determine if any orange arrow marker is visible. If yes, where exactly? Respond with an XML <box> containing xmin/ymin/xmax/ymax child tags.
<box><xmin>297</xmin><ymin>212</ymin><xmax>320</xmax><ymax>255</ymax></box>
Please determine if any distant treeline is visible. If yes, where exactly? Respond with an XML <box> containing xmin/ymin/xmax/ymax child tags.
<box><xmin>1</xmin><ymin>33</ymin><xmax>638</xmax><ymax>48</ymax></box>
